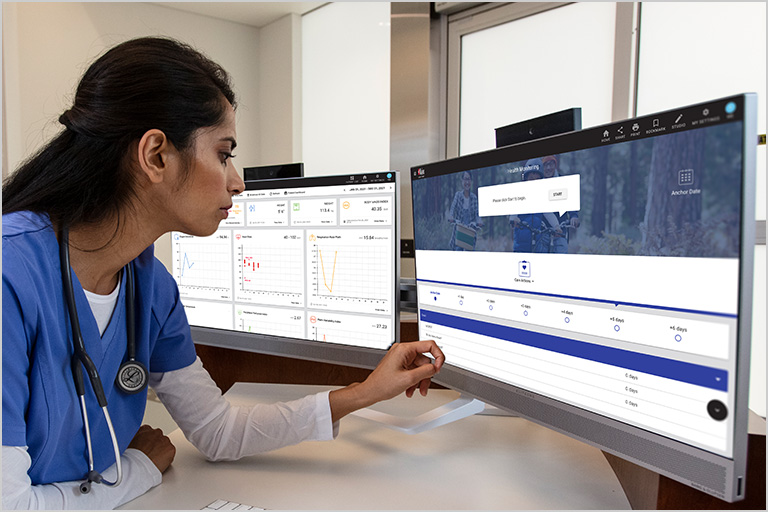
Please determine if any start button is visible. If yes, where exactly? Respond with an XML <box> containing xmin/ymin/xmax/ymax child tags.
<box><xmin>549</xmin><ymin>189</ymin><xmax>568</xmax><ymax>201</ymax></box>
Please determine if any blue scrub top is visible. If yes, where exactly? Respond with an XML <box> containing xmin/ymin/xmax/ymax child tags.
<box><xmin>2</xmin><ymin>211</ymin><xmax>197</xmax><ymax>485</ymax></box>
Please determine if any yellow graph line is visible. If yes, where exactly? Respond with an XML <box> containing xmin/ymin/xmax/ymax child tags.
<box><xmin>318</xmin><ymin>249</ymin><xmax>338</xmax><ymax>293</ymax></box>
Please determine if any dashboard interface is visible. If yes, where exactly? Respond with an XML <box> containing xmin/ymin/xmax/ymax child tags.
<box><xmin>412</xmin><ymin>95</ymin><xmax>754</xmax><ymax>462</ymax></box>
<box><xmin>172</xmin><ymin>172</ymin><xmax>399</xmax><ymax>351</ymax></box>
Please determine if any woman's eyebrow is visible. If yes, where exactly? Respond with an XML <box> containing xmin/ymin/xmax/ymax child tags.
<box><xmin>221</xmin><ymin>136</ymin><xmax>237</xmax><ymax>150</ymax></box>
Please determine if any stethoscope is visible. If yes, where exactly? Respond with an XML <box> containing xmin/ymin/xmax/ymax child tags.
<box><xmin>59</xmin><ymin>226</ymin><xmax>149</xmax><ymax>493</ymax></box>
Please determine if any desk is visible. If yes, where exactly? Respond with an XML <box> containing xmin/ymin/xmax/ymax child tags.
<box><xmin>123</xmin><ymin>383</ymin><xmax>630</xmax><ymax>510</ymax></box>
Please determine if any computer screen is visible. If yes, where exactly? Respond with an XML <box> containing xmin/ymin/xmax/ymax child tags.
<box><xmin>411</xmin><ymin>94</ymin><xmax>756</xmax><ymax>502</ymax></box>
<box><xmin>243</xmin><ymin>162</ymin><xmax>304</xmax><ymax>181</ymax></box>
<box><xmin>171</xmin><ymin>172</ymin><xmax>400</xmax><ymax>369</ymax></box>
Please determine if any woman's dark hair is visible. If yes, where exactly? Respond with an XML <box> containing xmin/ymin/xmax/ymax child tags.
<box><xmin>2</xmin><ymin>36</ymin><xmax>237</xmax><ymax>230</ymax></box>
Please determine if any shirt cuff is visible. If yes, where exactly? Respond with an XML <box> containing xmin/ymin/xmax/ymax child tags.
<box><xmin>123</xmin><ymin>448</ymin><xmax>162</xmax><ymax>488</ymax></box>
<box><xmin>315</xmin><ymin>391</ymin><xmax>340</xmax><ymax>440</ymax></box>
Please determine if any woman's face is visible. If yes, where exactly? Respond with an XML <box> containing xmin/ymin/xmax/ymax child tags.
<box><xmin>462</xmin><ymin>172</ymin><xmax>472</xmax><ymax>191</ymax></box>
<box><xmin>172</xmin><ymin>103</ymin><xmax>244</xmax><ymax>236</ymax></box>
<box><xmin>542</xmin><ymin>159</ymin><xmax>557</xmax><ymax>178</ymax></box>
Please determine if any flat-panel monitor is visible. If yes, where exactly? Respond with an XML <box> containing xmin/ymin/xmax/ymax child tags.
<box><xmin>243</xmin><ymin>162</ymin><xmax>304</xmax><ymax>181</ymax></box>
<box><xmin>411</xmin><ymin>94</ymin><xmax>757</xmax><ymax>502</ymax></box>
<box><xmin>171</xmin><ymin>172</ymin><xmax>400</xmax><ymax>369</ymax></box>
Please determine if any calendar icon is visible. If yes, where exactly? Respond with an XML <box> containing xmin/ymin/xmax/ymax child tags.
<box><xmin>678</xmin><ymin>169</ymin><xmax>694</xmax><ymax>186</ymax></box>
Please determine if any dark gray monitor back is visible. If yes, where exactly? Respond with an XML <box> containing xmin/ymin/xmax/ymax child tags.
<box><xmin>243</xmin><ymin>162</ymin><xmax>304</xmax><ymax>181</ymax></box>
<box><xmin>495</xmin><ymin>108</ymin><xmax>582</xmax><ymax>148</ymax></box>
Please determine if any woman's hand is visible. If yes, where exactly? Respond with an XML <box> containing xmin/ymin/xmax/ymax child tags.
<box><xmin>127</xmin><ymin>424</ymin><xmax>176</xmax><ymax>473</ymax></box>
<box><xmin>328</xmin><ymin>340</ymin><xmax>445</xmax><ymax>423</ymax></box>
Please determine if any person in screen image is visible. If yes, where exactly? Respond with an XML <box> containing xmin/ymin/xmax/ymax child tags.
<box><xmin>509</xmin><ymin>159</ymin><xmax>561</xmax><ymax>253</ymax></box>
<box><xmin>2</xmin><ymin>37</ymin><xmax>445</xmax><ymax>510</ymax></box>
<box><xmin>447</xmin><ymin>171</ymin><xmax>483</xmax><ymax>250</ymax></box>
<box><xmin>541</xmin><ymin>155</ymin><xmax>579</xmax><ymax>253</ymax></box>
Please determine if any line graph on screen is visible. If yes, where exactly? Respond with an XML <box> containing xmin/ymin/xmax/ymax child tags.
<box><xmin>312</xmin><ymin>244</ymin><xmax>389</xmax><ymax>302</ymax></box>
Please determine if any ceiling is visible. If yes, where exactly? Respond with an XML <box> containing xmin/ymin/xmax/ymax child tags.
<box><xmin>152</xmin><ymin>2</ymin><xmax>327</xmax><ymax>28</ymax></box>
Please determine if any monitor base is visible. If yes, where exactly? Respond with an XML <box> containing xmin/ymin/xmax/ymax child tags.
<box><xmin>478</xmin><ymin>403</ymin><xmax>518</xmax><ymax>417</ymax></box>
<box><xmin>352</xmin><ymin>394</ymin><xmax>486</xmax><ymax>434</ymax></box>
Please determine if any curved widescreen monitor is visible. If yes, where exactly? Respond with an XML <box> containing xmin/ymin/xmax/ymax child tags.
<box><xmin>411</xmin><ymin>94</ymin><xmax>756</xmax><ymax>502</ymax></box>
<box><xmin>171</xmin><ymin>172</ymin><xmax>400</xmax><ymax>369</ymax></box>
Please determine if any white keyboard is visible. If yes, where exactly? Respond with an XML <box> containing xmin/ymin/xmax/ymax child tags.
<box><xmin>203</xmin><ymin>499</ymin><xmax>265</xmax><ymax>510</ymax></box>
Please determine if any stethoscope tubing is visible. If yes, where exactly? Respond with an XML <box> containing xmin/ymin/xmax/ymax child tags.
<box><xmin>59</xmin><ymin>227</ymin><xmax>108</xmax><ymax>407</ymax></box>
<box><xmin>59</xmin><ymin>226</ymin><xmax>123</xmax><ymax>490</ymax></box>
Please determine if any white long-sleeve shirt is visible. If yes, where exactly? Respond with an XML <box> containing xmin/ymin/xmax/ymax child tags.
<box><xmin>2</xmin><ymin>357</ymin><xmax>337</xmax><ymax>510</ymax></box>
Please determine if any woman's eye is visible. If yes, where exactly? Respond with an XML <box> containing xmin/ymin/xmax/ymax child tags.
<box><xmin>220</xmin><ymin>152</ymin><xmax>236</xmax><ymax>164</ymax></box>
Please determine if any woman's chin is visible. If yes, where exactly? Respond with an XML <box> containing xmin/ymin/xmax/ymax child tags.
<box><xmin>178</xmin><ymin>222</ymin><xmax>220</xmax><ymax>238</ymax></box>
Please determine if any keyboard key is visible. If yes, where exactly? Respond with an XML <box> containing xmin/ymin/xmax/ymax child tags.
<box><xmin>203</xmin><ymin>499</ymin><xmax>264</xmax><ymax>510</ymax></box>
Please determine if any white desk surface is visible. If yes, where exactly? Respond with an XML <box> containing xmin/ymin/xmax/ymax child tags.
<box><xmin>123</xmin><ymin>383</ymin><xmax>631</xmax><ymax>510</ymax></box>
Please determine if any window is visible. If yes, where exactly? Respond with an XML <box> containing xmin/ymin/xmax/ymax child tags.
<box><xmin>449</xmin><ymin>3</ymin><xmax>618</xmax><ymax>156</ymax></box>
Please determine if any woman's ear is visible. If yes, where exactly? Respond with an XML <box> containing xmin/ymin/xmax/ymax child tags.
<box><xmin>137</xmin><ymin>129</ymin><xmax>177</xmax><ymax>184</ymax></box>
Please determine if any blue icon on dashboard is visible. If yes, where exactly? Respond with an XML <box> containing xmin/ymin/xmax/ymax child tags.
<box><xmin>725</xmin><ymin>102</ymin><xmax>737</xmax><ymax>114</ymax></box>
<box><xmin>387</xmin><ymin>172</ymin><xmax>392</xmax><ymax>179</ymax></box>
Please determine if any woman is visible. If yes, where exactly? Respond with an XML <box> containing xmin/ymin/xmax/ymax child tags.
<box><xmin>2</xmin><ymin>37</ymin><xmax>444</xmax><ymax>509</ymax></box>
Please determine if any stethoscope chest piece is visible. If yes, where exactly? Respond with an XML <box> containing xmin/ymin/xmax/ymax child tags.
<box><xmin>116</xmin><ymin>360</ymin><xmax>148</xmax><ymax>394</ymax></box>
<box><xmin>115</xmin><ymin>256</ymin><xmax>148</xmax><ymax>395</ymax></box>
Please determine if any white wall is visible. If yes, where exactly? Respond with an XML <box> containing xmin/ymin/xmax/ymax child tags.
<box><xmin>301</xmin><ymin>2</ymin><xmax>390</xmax><ymax>176</ymax></box>
<box><xmin>2</xmin><ymin>2</ymin><xmax>261</xmax><ymax>267</ymax></box>
<box><xmin>258</xmin><ymin>13</ymin><xmax>302</xmax><ymax>166</ymax></box>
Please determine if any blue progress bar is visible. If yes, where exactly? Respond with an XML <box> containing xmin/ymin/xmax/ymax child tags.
<box><xmin>420</xmin><ymin>309</ymin><xmax>728</xmax><ymax>392</ymax></box>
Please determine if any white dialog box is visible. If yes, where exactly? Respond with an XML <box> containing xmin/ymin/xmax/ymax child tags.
<box><xmin>478</xmin><ymin>174</ymin><xmax>581</xmax><ymax>217</ymax></box>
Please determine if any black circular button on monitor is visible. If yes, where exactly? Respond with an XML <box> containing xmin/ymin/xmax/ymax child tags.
<box><xmin>707</xmin><ymin>400</ymin><xmax>728</xmax><ymax>421</ymax></box>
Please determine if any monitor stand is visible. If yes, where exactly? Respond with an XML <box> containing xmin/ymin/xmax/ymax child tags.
<box><xmin>351</xmin><ymin>394</ymin><xmax>486</xmax><ymax>434</ymax></box>
<box><xmin>478</xmin><ymin>404</ymin><xmax>518</xmax><ymax>417</ymax></box>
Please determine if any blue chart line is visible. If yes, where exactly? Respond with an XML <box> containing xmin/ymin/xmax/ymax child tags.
<box><xmin>176</xmin><ymin>242</ymin><xmax>231</xmax><ymax>290</ymax></box>
<box><xmin>181</xmin><ymin>253</ymin><xmax>195</xmax><ymax>276</ymax></box>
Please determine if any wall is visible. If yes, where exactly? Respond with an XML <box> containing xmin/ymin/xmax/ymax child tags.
<box><xmin>300</xmin><ymin>2</ymin><xmax>390</xmax><ymax>177</ymax></box>
<box><xmin>2</xmin><ymin>2</ymin><xmax>261</xmax><ymax>267</ymax></box>
<box><xmin>258</xmin><ymin>13</ymin><xmax>302</xmax><ymax>166</ymax></box>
